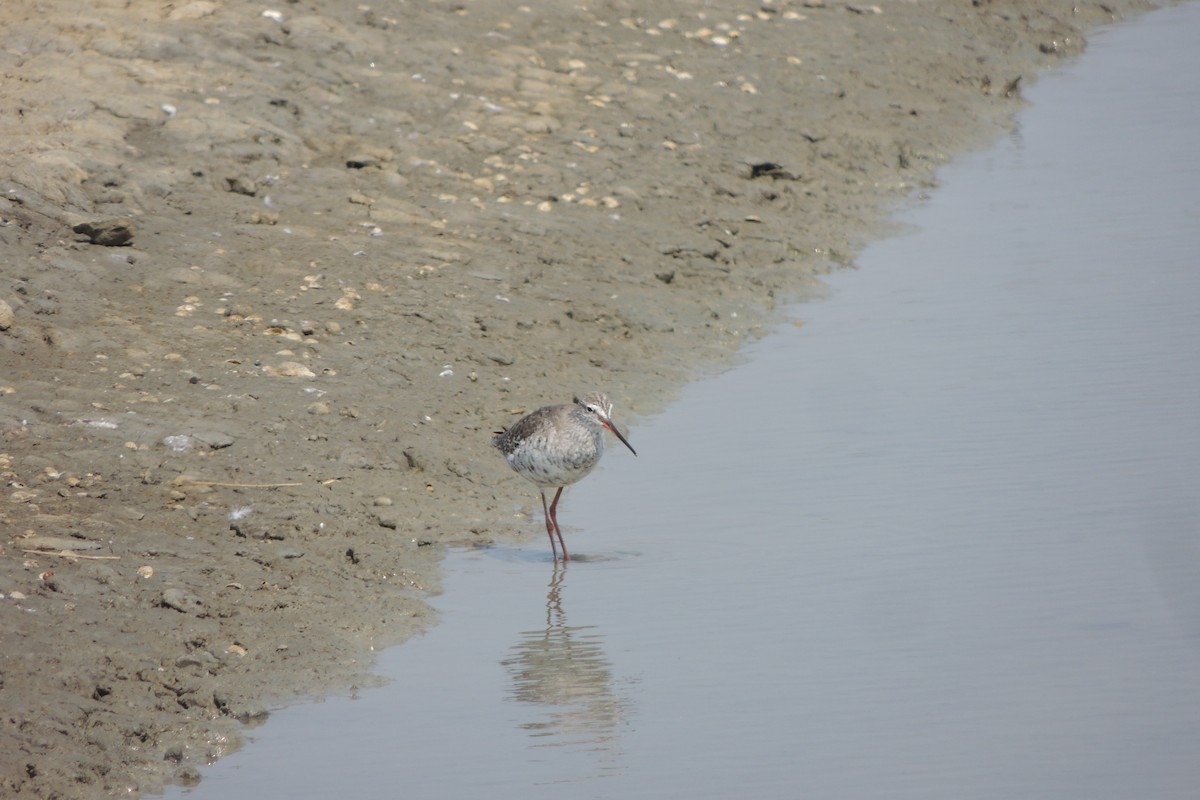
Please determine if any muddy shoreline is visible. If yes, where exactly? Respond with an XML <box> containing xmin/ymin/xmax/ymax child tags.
<box><xmin>1</xmin><ymin>1</ymin><xmax>1152</xmax><ymax>796</ymax></box>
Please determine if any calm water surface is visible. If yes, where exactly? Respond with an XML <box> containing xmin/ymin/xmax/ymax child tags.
<box><xmin>169</xmin><ymin>4</ymin><xmax>1200</xmax><ymax>798</ymax></box>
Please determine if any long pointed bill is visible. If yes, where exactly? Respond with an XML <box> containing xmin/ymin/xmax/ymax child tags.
<box><xmin>602</xmin><ymin>419</ymin><xmax>637</xmax><ymax>456</ymax></box>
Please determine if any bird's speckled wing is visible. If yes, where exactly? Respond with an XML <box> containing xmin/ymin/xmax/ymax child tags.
<box><xmin>491</xmin><ymin>404</ymin><xmax>556</xmax><ymax>455</ymax></box>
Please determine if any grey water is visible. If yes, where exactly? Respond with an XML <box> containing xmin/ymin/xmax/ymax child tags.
<box><xmin>169</xmin><ymin>4</ymin><xmax>1200</xmax><ymax>798</ymax></box>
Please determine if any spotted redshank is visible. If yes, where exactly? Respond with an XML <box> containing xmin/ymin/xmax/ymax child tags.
<box><xmin>492</xmin><ymin>392</ymin><xmax>637</xmax><ymax>560</ymax></box>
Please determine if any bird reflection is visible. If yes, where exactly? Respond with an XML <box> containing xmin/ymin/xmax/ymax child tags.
<box><xmin>501</xmin><ymin>566</ymin><xmax>627</xmax><ymax>758</ymax></box>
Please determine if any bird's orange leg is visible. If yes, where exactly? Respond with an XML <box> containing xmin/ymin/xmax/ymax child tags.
<box><xmin>540</xmin><ymin>490</ymin><xmax>560</xmax><ymax>560</ymax></box>
<box><xmin>548</xmin><ymin>487</ymin><xmax>569</xmax><ymax>561</ymax></box>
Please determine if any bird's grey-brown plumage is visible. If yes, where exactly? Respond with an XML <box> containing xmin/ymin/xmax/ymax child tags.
<box><xmin>492</xmin><ymin>392</ymin><xmax>636</xmax><ymax>560</ymax></box>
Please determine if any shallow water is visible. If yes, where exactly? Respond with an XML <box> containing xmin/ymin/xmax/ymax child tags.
<box><xmin>168</xmin><ymin>4</ymin><xmax>1200</xmax><ymax>798</ymax></box>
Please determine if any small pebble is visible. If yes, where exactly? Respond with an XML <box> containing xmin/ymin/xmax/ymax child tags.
<box><xmin>175</xmin><ymin>650</ymin><xmax>218</xmax><ymax>669</ymax></box>
<box><xmin>22</xmin><ymin>535</ymin><xmax>102</xmax><ymax>552</ymax></box>
<box><xmin>72</xmin><ymin>218</ymin><xmax>135</xmax><ymax>247</ymax></box>
<box><xmin>268</xmin><ymin>362</ymin><xmax>316</xmax><ymax>378</ymax></box>
<box><xmin>175</xmin><ymin>766</ymin><xmax>203</xmax><ymax>787</ymax></box>
<box><xmin>160</xmin><ymin>587</ymin><xmax>203</xmax><ymax>613</ymax></box>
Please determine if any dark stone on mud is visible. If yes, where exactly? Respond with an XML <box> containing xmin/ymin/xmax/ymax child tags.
<box><xmin>214</xmin><ymin>692</ymin><xmax>269</xmax><ymax>723</ymax></box>
<box><xmin>742</xmin><ymin>161</ymin><xmax>799</xmax><ymax>181</ymax></box>
<box><xmin>72</xmin><ymin>217</ymin><xmax>135</xmax><ymax>246</ymax></box>
<box><xmin>175</xmin><ymin>766</ymin><xmax>203</xmax><ymax>787</ymax></box>
<box><xmin>345</xmin><ymin>154</ymin><xmax>381</xmax><ymax>169</ymax></box>
<box><xmin>225</xmin><ymin>175</ymin><xmax>257</xmax><ymax>196</ymax></box>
